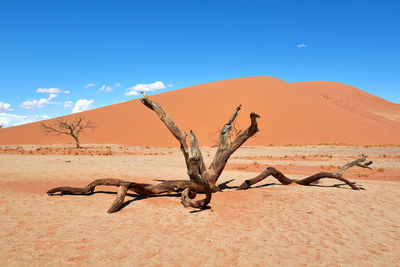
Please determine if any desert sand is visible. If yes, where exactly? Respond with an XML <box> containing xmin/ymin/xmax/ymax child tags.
<box><xmin>0</xmin><ymin>76</ymin><xmax>399</xmax><ymax>146</ymax></box>
<box><xmin>1</xmin><ymin>145</ymin><xmax>399</xmax><ymax>266</ymax></box>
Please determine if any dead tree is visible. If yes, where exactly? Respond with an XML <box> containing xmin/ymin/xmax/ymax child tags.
<box><xmin>47</xmin><ymin>93</ymin><xmax>373</xmax><ymax>213</ymax></box>
<box><xmin>47</xmin><ymin>92</ymin><xmax>260</xmax><ymax>212</ymax></box>
<box><xmin>41</xmin><ymin>116</ymin><xmax>96</xmax><ymax>148</ymax></box>
<box><xmin>237</xmin><ymin>154</ymin><xmax>372</xmax><ymax>190</ymax></box>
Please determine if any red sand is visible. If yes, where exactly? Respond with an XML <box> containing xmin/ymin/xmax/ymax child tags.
<box><xmin>0</xmin><ymin>76</ymin><xmax>399</xmax><ymax>146</ymax></box>
<box><xmin>1</xmin><ymin>145</ymin><xmax>399</xmax><ymax>266</ymax></box>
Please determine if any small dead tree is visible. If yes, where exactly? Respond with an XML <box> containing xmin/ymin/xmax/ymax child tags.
<box><xmin>41</xmin><ymin>116</ymin><xmax>96</xmax><ymax>148</ymax></box>
<box><xmin>47</xmin><ymin>93</ymin><xmax>373</xmax><ymax>213</ymax></box>
<box><xmin>0</xmin><ymin>123</ymin><xmax>4</xmax><ymax>128</ymax></box>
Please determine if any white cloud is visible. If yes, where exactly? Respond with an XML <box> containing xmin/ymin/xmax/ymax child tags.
<box><xmin>167</xmin><ymin>84</ymin><xmax>173</xmax><ymax>87</ymax></box>
<box><xmin>72</xmin><ymin>99</ymin><xmax>94</xmax><ymax>113</ymax></box>
<box><xmin>19</xmin><ymin>94</ymin><xmax>58</xmax><ymax>110</ymax></box>
<box><xmin>0</xmin><ymin>113</ymin><xmax>49</xmax><ymax>127</ymax></box>
<box><xmin>98</xmin><ymin>84</ymin><xmax>113</xmax><ymax>92</ymax></box>
<box><xmin>115</xmin><ymin>82</ymin><xmax>122</xmax><ymax>87</ymax></box>
<box><xmin>84</xmin><ymin>83</ymin><xmax>95</xmax><ymax>89</ymax></box>
<box><xmin>297</xmin><ymin>43</ymin><xmax>306</xmax><ymax>48</ymax></box>
<box><xmin>36</xmin><ymin>88</ymin><xmax>70</xmax><ymax>94</ymax></box>
<box><xmin>64</xmin><ymin>101</ymin><xmax>73</xmax><ymax>108</ymax></box>
<box><xmin>125</xmin><ymin>81</ymin><xmax>166</xmax><ymax>96</ymax></box>
<box><xmin>124</xmin><ymin>90</ymin><xmax>139</xmax><ymax>96</ymax></box>
<box><xmin>0</xmin><ymin>102</ymin><xmax>13</xmax><ymax>112</ymax></box>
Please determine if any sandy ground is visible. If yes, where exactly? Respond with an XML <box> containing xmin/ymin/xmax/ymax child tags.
<box><xmin>0</xmin><ymin>145</ymin><xmax>399</xmax><ymax>266</ymax></box>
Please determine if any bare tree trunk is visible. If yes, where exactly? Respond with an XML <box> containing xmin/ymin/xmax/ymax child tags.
<box><xmin>72</xmin><ymin>134</ymin><xmax>81</xmax><ymax>148</ymax></box>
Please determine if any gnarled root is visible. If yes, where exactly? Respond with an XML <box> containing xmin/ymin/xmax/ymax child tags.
<box><xmin>238</xmin><ymin>154</ymin><xmax>372</xmax><ymax>191</ymax></box>
<box><xmin>181</xmin><ymin>187</ymin><xmax>211</xmax><ymax>209</ymax></box>
<box><xmin>107</xmin><ymin>183</ymin><xmax>129</xmax><ymax>213</ymax></box>
<box><xmin>47</xmin><ymin>178</ymin><xmax>216</xmax><ymax>213</ymax></box>
<box><xmin>47</xmin><ymin>178</ymin><xmax>126</xmax><ymax>195</ymax></box>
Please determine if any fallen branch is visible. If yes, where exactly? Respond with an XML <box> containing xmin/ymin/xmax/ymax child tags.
<box><xmin>237</xmin><ymin>154</ymin><xmax>373</xmax><ymax>190</ymax></box>
<box><xmin>47</xmin><ymin>178</ymin><xmax>213</xmax><ymax>213</ymax></box>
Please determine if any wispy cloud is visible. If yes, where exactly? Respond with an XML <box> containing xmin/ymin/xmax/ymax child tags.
<box><xmin>297</xmin><ymin>43</ymin><xmax>306</xmax><ymax>48</ymax></box>
<box><xmin>125</xmin><ymin>81</ymin><xmax>166</xmax><ymax>96</ymax></box>
<box><xmin>19</xmin><ymin>94</ymin><xmax>58</xmax><ymax>110</ymax></box>
<box><xmin>36</xmin><ymin>88</ymin><xmax>70</xmax><ymax>94</ymax></box>
<box><xmin>0</xmin><ymin>102</ymin><xmax>13</xmax><ymax>112</ymax></box>
<box><xmin>167</xmin><ymin>84</ymin><xmax>173</xmax><ymax>87</ymax></box>
<box><xmin>98</xmin><ymin>84</ymin><xmax>113</xmax><ymax>93</ymax></box>
<box><xmin>115</xmin><ymin>82</ymin><xmax>122</xmax><ymax>87</ymax></box>
<box><xmin>72</xmin><ymin>99</ymin><xmax>94</xmax><ymax>113</ymax></box>
<box><xmin>0</xmin><ymin>113</ymin><xmax>49</xmax><ymax>127</ymax></box>
<box><xmin>64</xmin><ymin>101</ymin><xmax>73</xmax><ymax>108</ymax></box>
<box><xmin>84</xmin><ymin>83</ymin><xmax>95</xmax><ymax>89</ymax></box>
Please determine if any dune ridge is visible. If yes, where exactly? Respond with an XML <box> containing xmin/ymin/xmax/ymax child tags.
<box><xmin>0</xmin><ymin>76</ymin><xmax>399</xmax><ymax>146</ymax></box>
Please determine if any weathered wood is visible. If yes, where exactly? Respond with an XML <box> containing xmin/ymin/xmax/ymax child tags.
<box><xmin>47</xmin><ymin>92</ymin><xmax>369</xmax><ymax>213</ymax></box>
<box><xmin>238</xmin><ymin>155</ymin><xmax>372</xmax><ymax>190</ymax></box>
<box><xmin>107</xmin><ymin>183</ymin><xmax>129</xmax><ymax>213</ymax></box>
<box><xmin>47</xmin><ymin>93</ymin><xmax>260</xmax><ymax>212</ymax></box>
<box><xmin>181</xmin><ymin>188</ymin><xmax>211</xmax><ymax>209</ymax></box>
<box><xmin>208</xmin><ymin>111</ymin><xmax>260</xmax><ymax>184</ymax></box>
<box><xmin>47</xmin><ymin>178</ymin><xmax>124</xmax><ymax>195</ymax></box>
<box><xmin>140</xmin><ymin>92</ymin><xmax>212</xmax><ymax>208</ymax></box>
<box><xmin>189</xmin><ymin>130</ymin><xmax>206</xmax><ymax>175</ymax></box>
<box><xmin>141</xmin><ymin>92</ymin><xmax>191</xmax><ymax>169</ymax></box>
<box><xmin>47</xmin><ymin>178</ymin><xmax>217</xmax><ymax>196</ymax></box>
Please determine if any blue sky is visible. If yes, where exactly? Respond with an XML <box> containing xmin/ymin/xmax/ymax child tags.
<box><xmin>0</xmin><ymin>0</ymin><xmax>399</xmax><ymax>127</ymax></box>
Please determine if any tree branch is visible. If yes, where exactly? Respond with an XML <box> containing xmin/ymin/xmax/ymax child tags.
<box><xmin>41</xmin><ymin>123</ymin><xmax>70</xmax><ymax>136</ymax></box>
<box><xmin>140</xmin><ymin>92</ymin><xmax>190</xmax><ymax>168</ymax></box>
<box><xmin>209</xmin><ymin>111</ymin><xmax>260</xmax><ymax>184</ymax></box>
<box><xmin>189</xmin><ymin>130</ymin><xmax>206</xmax><ymax>175</ymax></box>
<box><xmin>237</xmin><ymin>155</ymin><xmax>372</xmax><ymax>190</ymax></box>
<box><xmin>219</xmin><ymin>104</ymin><xmax>241</xmax><ymax>149</ymax></box>
<box><xmin>107</xmin><ymin>183</ymin><xmax>129</xmax><ymax>213</ymax></box>
<box><xmin>47</xmin><ymin>178</ymin><xmax>215</xmax><ymax>212</ymax></box>
<box><xmin>140</xmin><ymin>92</ymin><xmax>211</xmax><ymax>209</ymax></box>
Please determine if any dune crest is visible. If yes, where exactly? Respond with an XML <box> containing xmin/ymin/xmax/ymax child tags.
<box><xmin>0</xmin><ymin>76</ymin><xmax>399</xmax><ymax>146</ymax></box>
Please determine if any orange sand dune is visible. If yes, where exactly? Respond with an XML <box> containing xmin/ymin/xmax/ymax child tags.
<box><xmin>0</xmin><ymin>76</ymin><xmax>399</xmax><ymax>146</ymax></box>
<box><xmin>291</xmin><ymin>81</ymin><xmax>400</xmax><ymax>123</ymax></box>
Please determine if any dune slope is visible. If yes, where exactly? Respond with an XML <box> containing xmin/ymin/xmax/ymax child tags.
<box><xmin>0</xmin><ymin>76</ymin><xmax>399</xmax><ymax>146</ymax></box>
